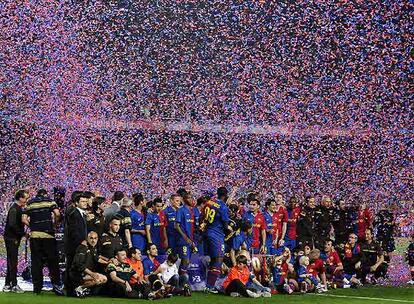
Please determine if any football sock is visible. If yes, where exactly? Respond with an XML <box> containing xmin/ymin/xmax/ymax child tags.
<box><xmin>206</xmin><ymin>267</ymin><xmax>221</xmax><ymax>288</ymax></box>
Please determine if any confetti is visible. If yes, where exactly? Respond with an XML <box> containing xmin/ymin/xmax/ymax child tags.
<box><xmin>0</xmin><ymin>0</ymin><xmax>412</xmax><ymax>284</ymax></box>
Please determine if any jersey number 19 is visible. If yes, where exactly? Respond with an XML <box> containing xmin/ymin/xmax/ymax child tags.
<box><xmin>204</xmin><ymin>207</ymin><xmax>216</xmax><ymax>224</ymax></box>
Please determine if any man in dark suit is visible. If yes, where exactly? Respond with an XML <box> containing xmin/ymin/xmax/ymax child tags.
<box><xmin>103</xmin><ymin>191</ymin><xmax>124</xmax><ymax>228</ymax></box>
<box><xmin>64</xmin><ymin>192</ymin><xmax>89</xmax><ymax>296</ymax></box>
<box><xmin>3</xmin><ymin>189</ymin><xmax>29</xmax><ymax>293</ymax></box>
<box><xmin>63</xmin><ymin>191</ymin><xmax>83</xmax><ymax>243</ymax></box>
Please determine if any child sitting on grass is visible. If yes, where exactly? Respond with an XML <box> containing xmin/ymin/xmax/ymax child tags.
<box><xmin>297</xmin><ymin>256</ymin><xmax>319</xmax><ymax>293</ymax></box>
<box><xmin>271</xmin><ymin>254</ymin><xmax>297</xmax><ymax>294</ymax></box>
<box><xmin>222</xmin><ymin>255</ymin><xmax>270</xmax><ymax>298</ymax></box>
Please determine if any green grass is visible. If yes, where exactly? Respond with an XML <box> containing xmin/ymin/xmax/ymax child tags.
<box><xmin>0</xmin><ymin>287</ymin><xmax>413</xmax><ymax>304</ymax></box>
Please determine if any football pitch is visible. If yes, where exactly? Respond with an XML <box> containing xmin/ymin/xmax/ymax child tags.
<box><xmin>0</xmin><ymin>287</ymin><xmax>413</xmax><ymax>304</ymax></box>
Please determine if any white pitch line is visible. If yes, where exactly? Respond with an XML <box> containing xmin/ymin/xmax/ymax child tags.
<box><xmin>310</xmin><ymin>293</ymin><xmax>414</xmax><ymax>303</ymax></box>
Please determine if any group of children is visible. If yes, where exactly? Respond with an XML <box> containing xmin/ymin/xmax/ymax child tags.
<box><xmin>214</xmin><ymin>238</ymin><xmax>379</xmax><ymax>297</ymax></box>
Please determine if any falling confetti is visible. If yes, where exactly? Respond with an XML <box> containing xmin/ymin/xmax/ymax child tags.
<box><xmin>0</xmin><ymin>0</ymin><xmax>412</xmax><ymax>284</ymax></box>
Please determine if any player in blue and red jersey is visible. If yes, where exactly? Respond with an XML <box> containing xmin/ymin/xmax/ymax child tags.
<box><xmin>200</xmin><ymin>187</ymin><xmax>230</xmax><ymax>292</ymax></box>
<box><xmin>142</xmin><ymin>243</ymin><xmax>161</xmax><ymax>276</ymax></box>
<box><xmin>130</xmin><ymin>193</ymin><xmax>147</xmax><ymax>252</ymax></box>
<box><xmin>228</xmin><ymin>221</ymin><xmax>251</xmax><ymax>267</ymax></box>
<box><xmin>273</xmin><ymin>193</ymin><xmax>288</xmax><ymax>250</ymax></box>
<box><xmin>342</xmin><ymin>233</ymin><xmax>362</xmax><ymax>284</ymax></box>
<box><xmin>242</xmin><ymin>198</ymin><xmax>267</xmax><ymax>254</ymax></box>
<box><xmin>264</xmin><ymin>199</ymin><xmax>277</xmax><ymax>254</ymax></box>
<box><xmin>355</xmin><ymin>199</ymin><xmax>373</xmax><ymax>241</ymax></box>
<box><xmin>175</xmin><ymin>192</ymin><xmax>198</xmax><ymax>278</ymax></box>
<box><xmin>321</xmin><ymin>239</ymin><xmax>344</xmax><ymax>287</ymax></box>
<box><xmin>194</xmin><ymin>196</ymin><xmax>206</xmax><ymax>255</ymax></box>
<box><xmin>285</xmin><ymin>196</ymin><xmax>301</xmax><ymax>250</ymax></box>
<box><xmin>164</xmin><ymin>194</ymin><xmax>182</xmax><ymax>252</ymax></box>
<box><xmin>145</xmin><ymin>198</ymin><xmax>168</xmax><ymax>255</ymax></box>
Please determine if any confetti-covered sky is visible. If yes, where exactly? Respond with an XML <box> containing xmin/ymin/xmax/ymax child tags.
<box><xmin>0</xmin><ymin>0</ymin><xmax>412</xmax><ymax>206</ymax></box>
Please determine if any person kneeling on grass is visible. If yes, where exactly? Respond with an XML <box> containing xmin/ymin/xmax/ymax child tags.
<box><xmin>360</xmin><ymin>228</ymin><xmax>387</xmax><ymax>284</ymax></box>
<box><xmin>342</xmin><ymin>233</ymin><xmax>363</xmax><ymax>288</ymax></box>
<box><xmin>125</xmin><ymin>247</ymin><xmax>155</xmax><ymax>297</ymax></box>
<box><xmin>69</xmin><ymin>231</ymin><xmax>108</xmax><ymax>297</ymax></box>
<box><xmin>222</xmin><ymin>255</ymin><xmax>271</xmax><ymax>298</ymax></box>
<box><xmin>142</xmin><ymin>243</ymin><xmax>171</xmax><ymax>299</ymax></box>
<box><xmin>159</xmin><ymin>253</ymin><xmax>192</xmax><ymax>296</ymax></box>
<box><xmin>321</xmin><ymin>239</ymin><xmax>345</xmax><ymax>288</ymax></box>
<box><xmin>107</xmin><ymin>249</ymin><xmax>154</xmax><ymax>299</ymax></box>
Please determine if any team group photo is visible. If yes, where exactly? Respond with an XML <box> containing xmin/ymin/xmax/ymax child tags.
<box><xmin>2</xmin><ymin>185</ymin><xmax>413</xmax><ymax>302</ymax></box>
<box><xmin>0</xmin><ymin>0</ymin><xmax>412</xmax><ymax>304</ymax></box>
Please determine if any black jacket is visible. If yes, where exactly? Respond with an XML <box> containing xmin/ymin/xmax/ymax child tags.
<box><xmin>3</xmin><ymin>203</ymin><xmax>25</xmax><ymax>240</ymax></box>
<box><xmin>70</xmin><ymin>243</ymin><xmax>98</xmax><ymax>274</ymax></box>
<box><xmin>64</xmin><ymin>207</ymin><xmax>87</xmax><ymax>256</ymax></box>
<box><xmin>314</xmin><ymin>205</ymin><xmax>334</xmax><ymax>235</ymax></box>
<box><xmin>297</xmin><ymin>206</ymin><xmax>316</xmax><ymax>238</ymax></box>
